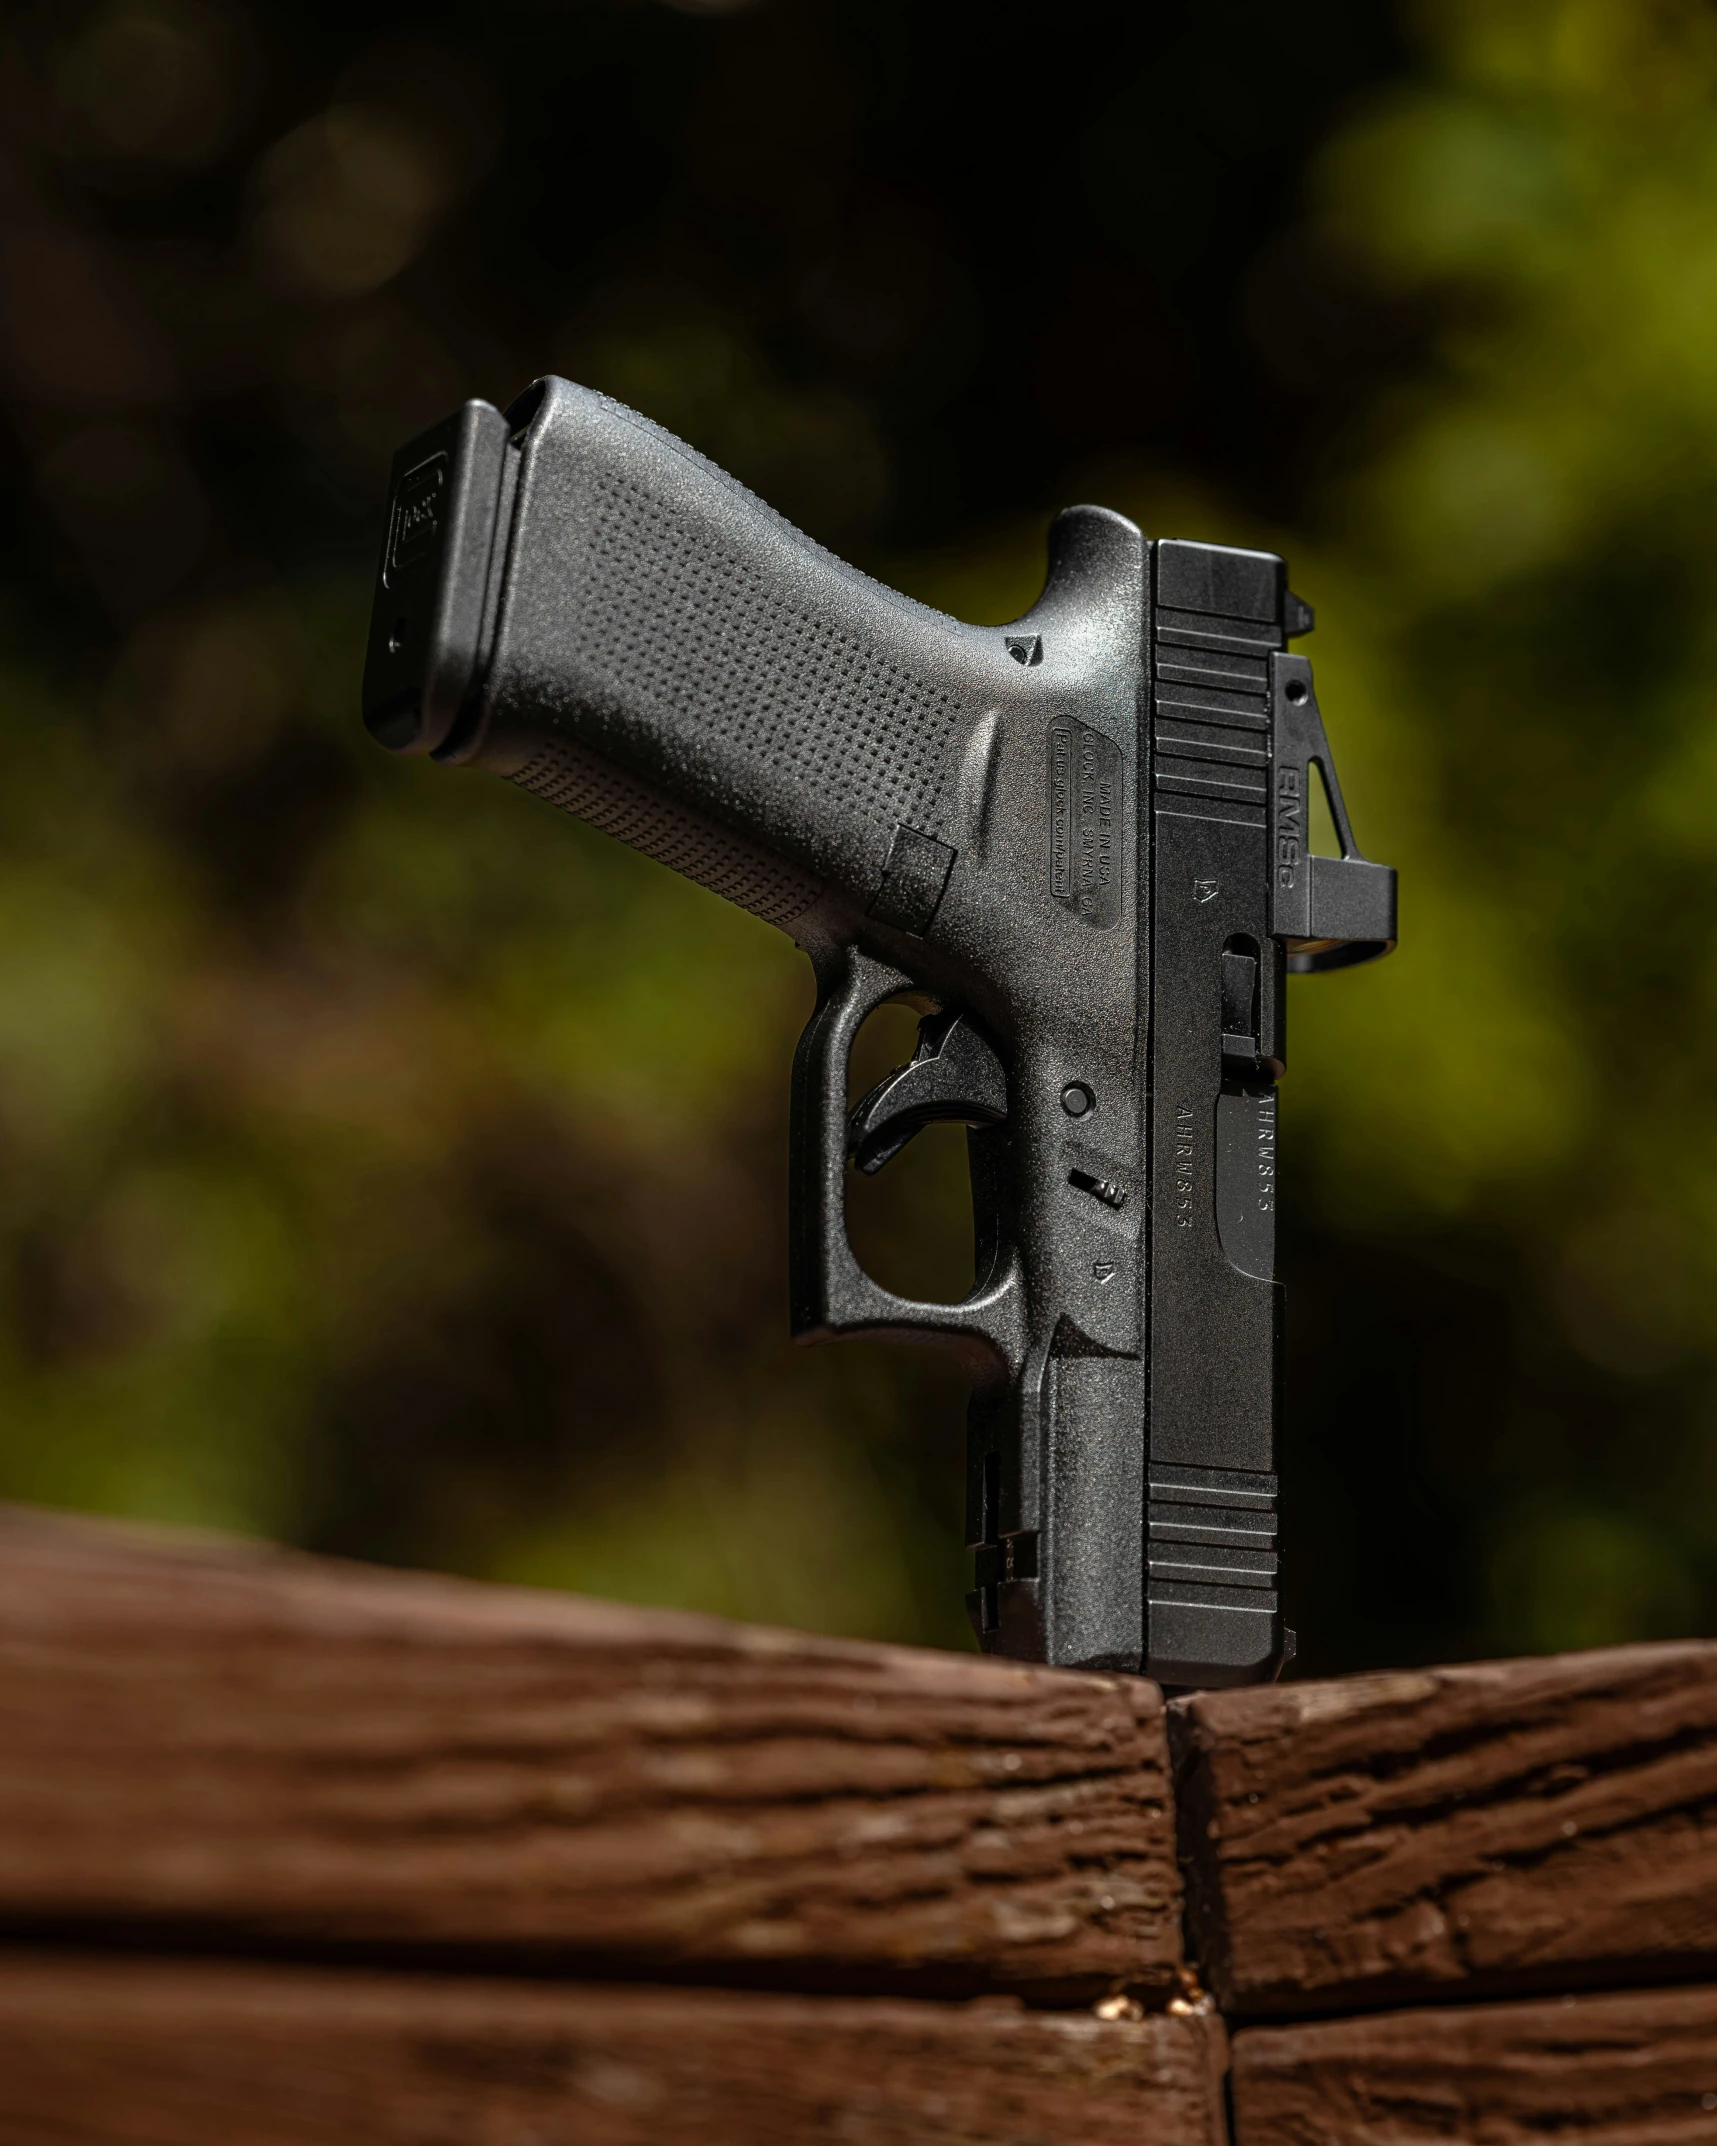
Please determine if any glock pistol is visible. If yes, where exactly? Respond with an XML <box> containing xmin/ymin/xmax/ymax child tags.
<box><xmin>362</xmin><ymin>380</ymin><xmax>1396</xmax><ymax>1687</ymax></box>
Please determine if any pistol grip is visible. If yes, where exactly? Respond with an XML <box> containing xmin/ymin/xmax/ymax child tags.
<box><xmin>788</xmin><ymin>946</ymin><xmax>1025</xmax><ymax>1378</ymax></box>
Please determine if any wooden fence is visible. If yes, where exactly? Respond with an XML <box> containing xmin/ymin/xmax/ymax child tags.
<box><xmin>2</xmin><ymin>1502</ymin><xmax>1714</xmax><ymax>2142</ymax></box>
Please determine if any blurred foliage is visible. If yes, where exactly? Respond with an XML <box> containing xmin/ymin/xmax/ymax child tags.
<box><xmin>1268</xmin><ymin>0</ymin><xmax>1717</xmax><ymax>1666</ymax></box>
<box><xmin>3</xmin><ymin>0</ymin><xmax>1716</xmax><ymax>1670</ymax></box>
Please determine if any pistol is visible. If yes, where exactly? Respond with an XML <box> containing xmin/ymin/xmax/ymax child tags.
<box><xmin>362</xmin><ymin>380</ymin><xmax>1396</xmax><ymax>1687</ymax></box>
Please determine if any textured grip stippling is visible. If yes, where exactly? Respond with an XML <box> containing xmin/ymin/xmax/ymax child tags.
<box><xmin>482</xmin><ymin>380</ymin><xmax>989</xmax><ymax>915</ymax></box>
<box><xmin>573</xmin><ymin>467</ymin><xmax>964</xmax><ymax>844</ymax></box>
<box><xmin>512</xmin><ymin>734</ymin><xmax>823</xmax><ymax>928</ymax></box>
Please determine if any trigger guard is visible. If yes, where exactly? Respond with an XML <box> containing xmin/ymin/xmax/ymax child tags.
<box><xmin>787</xmin><ymin>947</ymin><xmax>1025</xmax><ymax>1377</ymax></box>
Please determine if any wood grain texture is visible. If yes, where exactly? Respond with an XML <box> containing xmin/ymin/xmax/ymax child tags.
<box><xmin>0</xmin><ymin>1954</ymin><xmax>1229</xmax><ymax>2146</ymax></box>
<box><xmin>1231</xmin><ymin>1983</ymin><xmax>1717</xmax><ymax>2145</ymax></box>
<box><xmin>1173</xmin><ymin>1643</ymin><xmax>1717</xmax><ymax>2014</ymax></box>
<box><xmin>0</xmin><ymin>1505</ymin><xmax>1181</xmax><ymax>1999</ymax></box>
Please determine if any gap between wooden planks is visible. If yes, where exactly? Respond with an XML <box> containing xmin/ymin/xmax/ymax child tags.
<box><xmin>17</xmin><ymin>1501</ymin><xmax>1717</xmax><ymax>2144</ymax></box>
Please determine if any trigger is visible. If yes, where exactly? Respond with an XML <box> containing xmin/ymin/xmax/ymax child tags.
<box><xmin>847</xmin><ymin>1010</ymin><xmax>1008</xmax><ymax>1175</ymax></box>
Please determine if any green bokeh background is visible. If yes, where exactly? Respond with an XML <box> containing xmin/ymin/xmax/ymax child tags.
<box><xmin>4</xmin><ymin>0</ymin><xmax>1714</xmax><ymax>1672</ymax></box>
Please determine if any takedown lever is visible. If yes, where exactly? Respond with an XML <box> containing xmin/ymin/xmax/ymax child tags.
<box><xmin>847</xmin><ymin>1010</ymin><xmax>1008</xmax><ymax>1174</ymax></box>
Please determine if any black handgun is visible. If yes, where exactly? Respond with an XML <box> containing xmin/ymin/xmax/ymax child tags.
<box><xmin>362</xmin><ymin>381</ymin><xmax>1396</xmax><ymax>1687</ymax></box>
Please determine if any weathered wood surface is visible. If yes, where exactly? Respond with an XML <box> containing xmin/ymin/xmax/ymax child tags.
<box><xmin>1230</xmin><ymin>1982</ymin><xmax>1717</xmax><ymax>2145</ymax></box>
<box><xmin>0</xmin><ymin>1505</ymin><xmax>1181</xmax><ymax>1999</ymax></box>
<box><xmin>1174</xmin><ymin>1643</ymin><xmax>1717</xmax><ymax>2014</ymax></box>
<box><xmin>0</xmin><ymin>1954</ymin><xmax>1229</xmax><ymax>2146</ymax></box>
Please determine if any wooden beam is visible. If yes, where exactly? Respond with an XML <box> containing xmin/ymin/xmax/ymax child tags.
<box><xmin>1173</xmin><ymin>1644</ymin><xmax>1717</xmax><ymax>2013</ymax></box>
<box><xmin>1230</xmin><ymin>1983</ymin><xmax>1717</xmax><ymax>2144</ymax></box>
<box><xmin>0</xmin><ymin>1953</ymin><xmax>1229</xmax><ymax>2146</ymax></box>
<box><xmin>0</xmin><ymin>1506</ymin><xmax>1182</xmax><ymax>2001</ymax></box>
